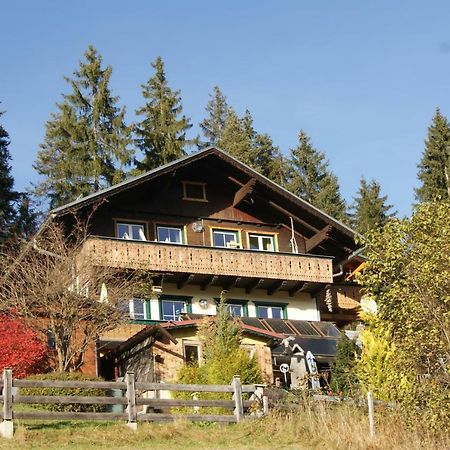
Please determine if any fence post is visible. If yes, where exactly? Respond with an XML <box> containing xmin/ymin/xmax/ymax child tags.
<box><xmin>232</xmin><ymin>375</ymin><xmax>243</xmax><ymax>422</ymax></box>
<box><xmin>0</xmin><ymin>368</ymin><xmax>13</xmax><ymax>438</ymax></box>
<box><xmin>125</xmin><ymin>371</ymin><xmax>137</xmax><ymax>431</ymax></box>
<box><xmin>262</xmin><ymin>395</ymin><xmax>269</xmax><ymax>416</ymax></box>
<box><xmin>367</xmin><ymin>391</ymin><xmax>375</xmax><ymax>438</ymax></box>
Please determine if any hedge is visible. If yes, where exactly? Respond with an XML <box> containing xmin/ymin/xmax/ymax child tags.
<box><xmin>20</xmin><ymin>372</ymin><xmax>108</xmax><ymax>412</ymax></box>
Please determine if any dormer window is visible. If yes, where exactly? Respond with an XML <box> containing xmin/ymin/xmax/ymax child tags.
<box><xmin>117</xmin><ymin>223</ymin><xmax>147</xmax><ymax>241</ymax></box>
<box><xmin>182</xmin><ymin>181</ymin><xmax>207</xmax><ymax>202</ymax></box>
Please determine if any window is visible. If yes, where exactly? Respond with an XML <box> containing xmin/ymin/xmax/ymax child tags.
<box><xmin>117</xmin><ymin>223</ymin><xmax>146</xmax><ymax>241</ymax></box>
<box><xmin>183</xmin><ymin>342</ymin><xmax>200</xmax><ymax>364</ymax></box>
<box><xmin>257</xmin><ymin>305</ymin><xmax>283</xmax><ymax>319</ymax></box>
<box><xmin>214</xmin><ymin>298</ymin><xmax>248</xmax><ymax>317</ymax></box>
<box><xmin>227</xmin><ymin>304</ymin><xmax>243</xmax><ymax>317</ymax></box>
<box><xmin>157</xmin><ymin>226</ymin><xmax>183</xmax><ymax>244</ymax></box>
<box><xmin>182</xmin><ymin>181</ymin><xmax>207</xmax><ymax>201</ymax></box>
<box><xmin>125</xmin><ymin>298</ymin><xmax>150</xmax><ymax>321</ymax></box>
<box><xmin>161</xmin><ymin>300</ymin><xmax>187</xmax><ymax>321</ymax></box>
<box><xmin>240</xmin><ymin>344</ymin><xmax>256</xmax><ymax>359</ymax></box>
<box><xmin>212</xmin><ymin>229</ymin><xmax>240</xmax><ymax>248</ymax></box>
<box><xmin>249</xmin><ymin>233</ymin><xmax>275</xmax><ymax>251</ymax></box>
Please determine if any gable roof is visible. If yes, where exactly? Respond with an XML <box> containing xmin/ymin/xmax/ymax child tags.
<box><xmin>49</xmin><ymin>146</ymin><xmax>357</xmax><ymax>240</ymax></box>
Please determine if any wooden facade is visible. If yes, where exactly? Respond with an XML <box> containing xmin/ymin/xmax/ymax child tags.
<box><xmin>51</xmin><ymin>147</ymin><xmax>364</xmax><ymax>377</ymax></box>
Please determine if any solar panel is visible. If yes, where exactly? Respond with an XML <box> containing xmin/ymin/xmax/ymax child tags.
<box><xmin>240</xmin><ymin>317</ymin><xmax>269</xmax><ymax>330</ymax></box>
<box><xmin>312</xmin><ymin>321</ymin><xmax>341</xmax><ymax>337</ymax></box>
<box><xmin>264</xmin><ymin>319</ymin><xmax>295</xmax><ymax>335</ymax></box>
<box><xmin>288</xmin><ymin>320</ymin><xmax>320</xmax><ymax>336</ymax></box>
<box><xmin>292</xmin><ymin>337</ymin><xmax>338</xmax><ymax>356</ymax></box>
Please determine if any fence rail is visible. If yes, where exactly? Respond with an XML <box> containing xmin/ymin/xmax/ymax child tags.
<box><xmin>0</xmin><ymin>369</ymin><xmax>264</xmax><ymax>438</ymax></box>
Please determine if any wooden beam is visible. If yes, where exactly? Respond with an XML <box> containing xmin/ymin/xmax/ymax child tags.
<box><xmin>228</xmin><ymin>176</ymin><xmax>245</xmax><ymax>187</ymax></box>
<box><xmin>228</xmin><ymin>175</ymin><xmax>319</xmax><ymax>234</ymax></box>
<box><xmin>305</xmin><ymin>225</ymin><xmax>333</xmax><ymax>252</ymax></box>
<box><xmin>233</xmin><ymin>178</ymin><xmax>257</xmax><ymax>207</ymax></box>
<box><xmin>106</xmin><ymin>325</ymin><xmax>177</xmax><ymax>360</ymax></box>
<box><xmin>320</xmin><ymin>312</ymin><xmax>357</xmax><ymax>322</ymax></box>
<box><xmin>245</xmin><ymin>278</ymin><xmax>264</xmax><ymax>294</ymax></box>
<box><xmin>288</xmin><ymin>282</ymin><xmax>305</xmax><ymax>297</ymax></box>
<box><xmin>267</xmin><ymin>280</ymin><xmax>287</xmax><ymax>296</ymax></box>
<box><xmin>200</xmin><ymin>275</ymin><xmax>219</xmax><ymax>291</ymax></box>
<box><xmin>177</xmin><ymin>273</ymin><xmax>195</xmax><ymax>289</ymax></box>
<box><xmin>222</xmin><ymin>276</ymin><xmax>241</xmax><ymax>290</ymax></box>
<box><xmin>268</xmin><ymin>201</ymin><xmax>319</xmax><ymax>233</ymax></box>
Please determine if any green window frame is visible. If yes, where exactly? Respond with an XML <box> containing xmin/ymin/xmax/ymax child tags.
<box><xmin>127</xmin><ymin>298</ymin><xmax>151</xmax><ymax>323</ymax></box>
<box><xmin>212</xmin><ymin>229</ymin><xmax>241</xmax><ymax>248</ymax></box>
<box><xmin>248</xmin><ymin>233</ymin><xmax>277</xmax><ymax>252</ymax></box>
<box><xmin>159</xmin><ymin>295</ymin><xmax>193</xmax><ymax>321</ymax></box>
<box><xmin>254</xmin><ymin>301</ymin><xmax>288</xmax><ymax>320</ymax></box>
<box><xmin>214</xmin><ymin>298</ymin><xmax>249</xmax><ymax>317</ymax></box>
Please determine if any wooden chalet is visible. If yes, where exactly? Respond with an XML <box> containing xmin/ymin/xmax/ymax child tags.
<box><xmin>49</xmin><ymin>146</ymin><xmax>364</xmax><ymax>381</ymax></box>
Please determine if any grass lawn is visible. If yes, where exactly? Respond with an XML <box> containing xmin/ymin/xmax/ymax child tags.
<box><xmin>0</xmin><ymin>405</ymin><xmax>448</xmax><ymax>449</ymax></box>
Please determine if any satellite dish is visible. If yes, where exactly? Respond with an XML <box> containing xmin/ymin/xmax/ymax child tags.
<box><xmin>192</xmin><ymin>221</ymin><xmax>204</xmax><ymax>233</ymax></box>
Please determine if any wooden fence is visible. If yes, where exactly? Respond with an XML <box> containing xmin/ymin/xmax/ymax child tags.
<box><xmin>0</xmin><ymin>369</ymin><xmax>266</xmax><ymax>438</ymax></box>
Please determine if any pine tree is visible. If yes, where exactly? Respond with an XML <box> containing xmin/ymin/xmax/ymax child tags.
<box><xmin>416</xmin><ymin>108</ymin><xmax>450</xmax><ymax>202</ymax></box>
<box><xmin>134</xmin><ymin>57</ymin><xmax>193</xmax><ymax>172</ymax></box>
<box><xmin>0</xmin><ymin>109</ymin><xmax>18</xmax><ymax>239</ymax></box>
<box><xmin>330</xmin><ymin>334</ymin><xmax>359</xmax><ymax>396</ymax></box>
<box><xmin>350</xmin><ymin>177</ymin><xmax>395</xmax><ymax>235</ymax></box>
<box><xmin>218</xmin><ymin>108</ymin><xmax>254</xmax><ymax>165</ymax></box>
<box><xmin>287</xmin><ymin>130</ymin><xmax>347</xmax><ymax>221</ymax></box>
<box><xmin>218</xmin><ymin>108</ymin><xmax>289</xmax><ymax>185</ymax></box>
<box><xmin>200</xmin><ymin>86</ymin><xmax>229</xmax><ymax>145</ymax></box>
<box><xmin>34</xmin><ymin>46</ymin><xmax>132</xmax><ymax>208</ymax></box>
<box><xmin>252</xmin><ymin>133</ymin><xmax>288</xmax><ymax>186</ymax></box>
<box><xmin>13</xmin><ymin>194</ymin><xmax>39</xmax><ymax>239</ymax></box>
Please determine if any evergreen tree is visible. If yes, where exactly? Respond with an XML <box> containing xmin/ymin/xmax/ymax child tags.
<box><xmin>416</xmin><ymin>108</ymin><xmax>450</xmax><ymax>202</ymax></box>
<box><xmin>287</xmin><ymin>130</ymin><xmax>347</xmax><ymax>221</ymax></box>
<box><xmin>13</xmin><ymin>194</ymin><xmax>39</xmax><ymax>239</ymax></box>
<box><xmin>200</xmin><ymin>86</ymin><xmax>229</xmax><ymax>145</ymax></box>
<box><xmin>177</xmin><ymin>292</ymin><xmax>262</xmax><ymax>387</ymax></box>
<box><xmin>34</xmin><ymin>46</ymin><xmax>132</xmax><ymax>208</ymax></box>
<box><xmin>350</xmin><ymin>177</ymin><xmax>395</xmax><ymax>235</ymax></box>
<box><xmin>0</xmin><ymin>109</ymin><xmax>18</xmax><ymax>239</ymax></box>
<box><xmin>330</xmin><ymin>334</ymin><xmax>359</xmax><ymax>396</ymax></box>
<box><xmin>218</xmin><ymin>108</ymin><xmax>289</xmax><ymax>185</ymax></box>
<box><xmin>134</xmin><ymin>57</ymin><xmax>193</xmax><ymax>172</ymax></box>
<box><xmin>218</xmin><ymin>108</ymin><xmax>254</xmax><ymax>164</ymax></box>
<box><xmin>252</xmin><ymin>133</ymin><xmax>288</xmax><ymax>186</ymax></box>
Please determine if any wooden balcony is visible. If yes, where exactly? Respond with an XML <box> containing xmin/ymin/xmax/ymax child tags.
<box><xmin>81</xmin><ymin>237</ymin><xmax>333</xmax><ymax>288</ymax></box>
<box><xmin>316</xmin><ymin>284</ymin><xmax>362</xmax><ymax>323</ymax></box>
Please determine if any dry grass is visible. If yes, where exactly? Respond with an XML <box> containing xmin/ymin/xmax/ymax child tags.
<box><xmin>0</xmin><ymin>404</ymin><xmax>448</xmax><ymax>449</ymax></box>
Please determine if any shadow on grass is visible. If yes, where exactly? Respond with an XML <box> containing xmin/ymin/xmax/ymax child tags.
<box><xmin>20</xmin><ymin>420</ymin><xmax>114</xmax><ymax>431</ymax></box>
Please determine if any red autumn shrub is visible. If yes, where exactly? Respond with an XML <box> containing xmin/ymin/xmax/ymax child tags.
<box><xmin>0</xmin><ymin>315</ymin><xmax>47</xmax><ymax>378</ymax></box>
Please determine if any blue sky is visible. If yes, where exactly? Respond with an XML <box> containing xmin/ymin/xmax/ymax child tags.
<box><xmin>2</xmin><ymin>1</ymin><xmax>450</xmax><ymax>217</ymax></box>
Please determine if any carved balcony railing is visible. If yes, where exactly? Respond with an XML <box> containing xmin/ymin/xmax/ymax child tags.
<box><xmin>80</xmin><ymin>236</ymin><xmax>333</xmax><ymax>284</ymax></box>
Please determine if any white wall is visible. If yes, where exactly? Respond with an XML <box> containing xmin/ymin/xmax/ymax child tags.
<box><xmin>152</xmin><ymin>283</ymin><xmax>320</xmax><ymax>321</ymax></box>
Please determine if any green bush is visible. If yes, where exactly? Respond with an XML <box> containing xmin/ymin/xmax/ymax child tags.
<box><xmin>330</xmin><ymin>334</ymin><xmax>359</xmax><ymax>396</ymax></box>
<box><xmin>20</xmin><ymin>372</ymin><xmax>108</xmax><ymax>412</ymax></box>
